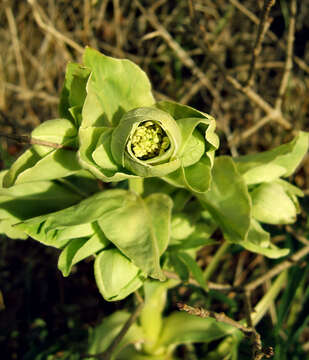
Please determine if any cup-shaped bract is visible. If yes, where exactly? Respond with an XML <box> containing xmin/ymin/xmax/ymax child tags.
<box><xmin>111</xmin><ymin>107</ymin><xmax>182</xmax><ymax>177</ymax></box>
<box><xmin>77</xmin><ymin>48</ymin><xmax>219</xmax><ymax>191</ymax></box>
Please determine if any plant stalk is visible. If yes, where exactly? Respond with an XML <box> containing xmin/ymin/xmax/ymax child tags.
<box><xmin>251</xmin><ymin>270</ymin><xmax>288</xmax><ymax>327</ymax></box>
<box><xmin>204</xmin><ymin>241</ymin><xmax>230</xmax><ymax>284</ymax></box>
<box><xmin>129</xmin><ymin>177</ymin><xmax>144</xmax><ymax>195</ymax></box>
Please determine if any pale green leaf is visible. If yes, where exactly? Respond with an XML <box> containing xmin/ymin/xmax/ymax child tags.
<box><xmin>140</xmin><ymin>281</ymin><xmax>169</xmax><ymax>351</ymax></box>
<box><xmin>41</xmin><ymin>189</ymin><xmax>128</xmax><ymax>229</ymax></box>
<box><xmin>235</xmin><ymin>131</ymin><xmax>309</xmax><ymax>185</ymax></box>
<box><xmin>78</xmin><ymin>127</ymin><xmax>136</xmax><ymax>182</ymax></box>
<box><xmin>15</xmin><ymin>219</ymin><xmax>94</xmax><ymax>249</ymax></box>
<box><xmin>92</xmin><ymin>128</ymin><xmax>119</xmax><ymax>171</ymax></box>
<box><xmin>171</xmin><ymin>213</ymin><xmax>195</xmax><ymax>240</ymax></box>
<box><xmin>12</xmin><ymin>148</ymin><xmax>81</xmax><ymax>185</ymax></box>
<box><xmin>3</xmin><ymin>148</ymin><xmax>40</xmax><ymax>187</ymax></box>
<box><xmin>241</xmin><ymin>219</ymin><xmax>289</xmax><ymax>258</ymax></box>
<box><xmin>81</xmin><ymin>47</ymin><xmax>155</xmax><ymax>128</ymax></box>
<box><xmin>198</xmin><ymin>156</ymin><xmax>251</xmax><ymax>243</ymax></box>
<box><xmin>155</xmin><ymin>101</ymin><xmax>219</xmax><ymax>151</ymax></box>
<box><xmin>97</xmin><ymin>193</ymin><xmax>173</xmax><ymax>280</ymax></box>
<box><xmin>31</xmin><ymin>118</ymin><xmax>77</xmax><ymax>156</ymax></box>
<box><xmin>0</xmin><ymin>178</ymin><xmax>82</xmax><ymax>221</ymax></box>
<box><xmin>59</xmin><ymin>62</ymin><xmax>91</xmax><ymax>123</ymax></box>
<box><xmin>94</xmin><ymin>249</ymin><xmax>144</xmax><ymax>301</ymax></box>
<box><xmin>251</xmin><ymin>182</ymin><xmax>298</xmax><ymax>224</ymax></box>
<box><xmin>0</xmin><ymin>218</ymin><xmax>28</xmax><ymax>239</ymax></box>
<box><xmin>58</xmin><ymin>232</ymin><xmax>109</xmax><ymax>276</ymax></box>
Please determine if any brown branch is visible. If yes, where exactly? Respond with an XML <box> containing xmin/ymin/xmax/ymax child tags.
<box><xmin>134</xmin><ymin>0</ymin><xmax>220</xmax><ymax>100</ymax></box>
<box><xmin>4</xmin><ymin>4</ymin><xmax>27</xmax><ymax>89</ymax></box>
<box><xmin>135</xmin><ymin>0</ymin><xmax>291</xmax><ymax>136</ymax></box>
<box><xmin>245</xmin><ymin>0</ymin><xmax>276</xmax><ymax>87</ymax></box>
<box><xmin>82</xmin><ymin>299</ymin><xmax>144</xmax><ymax>360</ymax></box>
<box><xmin>0</xmin><ymin>132</ymin><xmax>75</xmax><ymax>151</ymax></box>
<box><xmin>27</xmin><ymin>0</ymin><xmax>84</xmax><ymax>54</ymax></box>
<box><xmin>229</xmin><ymin>0</ymin><xmax>309</xmax><ymax>74</ymax></box>
<box><xmin>177</xmin><ymin>302</ymin><xmax>274</xmax><ymax>359</ymax></box>
<box><xmin>245</xmin><ymin>245</ymin><xmax>309</xmax><ymax>292</ymax></box>
<box><xmin>0</xmin><ymin>290</ymin><xmax>5</xmax><ymax>311</ymax></box>
<box><xmin>275</xmin><ymin>0</ymin><xmax>296</xmax><ymax>110</ymax></box>
<box><xmin>113</xmin><ymin>0</ymin><xmax>124</xmax><ymax>54</ymax></box>
<box><xmin>4</xmin><ymin>82</ymin><xmax>58</xmax><ymax>104</ymax></box>
<box><xmin>166</xmin><ymin>242</ymin><xmax>309</xmax><ymax>294</ymax></box>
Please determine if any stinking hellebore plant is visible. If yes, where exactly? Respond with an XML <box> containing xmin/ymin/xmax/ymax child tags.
<box><xmin>0</xmin><ymin>48</ymin><xmax>308</xmax><ymax>358</ymax></box>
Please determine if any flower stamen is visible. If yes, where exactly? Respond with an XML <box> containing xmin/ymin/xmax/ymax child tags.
<box><xmin>131</xmin><ymin>121</ymin><xmax>170</xmax><ymax>159</ymax></box>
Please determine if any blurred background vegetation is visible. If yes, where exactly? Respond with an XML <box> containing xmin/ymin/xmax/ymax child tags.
<box><xmin>0</xmin><ymin>0</ymin><xmax>308</xmax><ymax>359</ymax></box>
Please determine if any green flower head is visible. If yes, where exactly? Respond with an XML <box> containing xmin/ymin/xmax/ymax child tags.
<box><xmin>130</xmin><ymin>121</ymin><xmax>170</xmax><ymax>159</ymax></box>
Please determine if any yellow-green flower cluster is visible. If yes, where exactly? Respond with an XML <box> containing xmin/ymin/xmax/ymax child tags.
<box><xmin>131</xmin><ymin>121</ymin><xmax>170</xmax><ymax>159</ymax></box>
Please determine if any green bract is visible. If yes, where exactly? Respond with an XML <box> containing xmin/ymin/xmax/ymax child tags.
<box><xmin>76</xmin><ymin>48</ymin><xmax>219</xmax><ymax>192</ymax></box>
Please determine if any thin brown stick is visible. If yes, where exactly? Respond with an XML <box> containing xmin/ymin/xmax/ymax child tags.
<box><xmin>177</xmin><ymin>302</ymin><xmax>253</xmax><ymax>333</ymax></box>
<box><xmin>229</xmin><ymin>0</ymin><xmax>309</xmax><ymax>74</ymax></box>
<box><xmin>245</xmin><ymin>245</ymin><xmax>309</xmax><ymax>291</ymax></box>
<box><xmin>4</xmin><ymin>82</ymin><xmax>58</xmax><ymax>104</ymax></box>
<box><xmin>0</xmin><ymin>132</ymin><xmax>74</xmax><ymax>151</ymax></box>
<box><xmin>177</xmin><ymin>302</ymin><xmax>274</xmax><ymax>359</ymax></box>
<box><xmin>83</xmin><ymin>0</ymin><xmax>92</xmax><ymax>43</ymax></box>
<box><xmin>0</xmin><ymin>56</ymin><xmax>6</xmax><ymax>111</ymax></box>
<box><xmin>4</xmin><ymin>4</ymin><xmax>27</xmax><ymax>89</ymax></box>
<box><xmin>275</xmin><ymin>0</ymin><xmax>296</xmax><ymax>110</ymax></box>
<box><xmin>113</xmin><ymin>0</ymin><xmax>124</xmax><ymax>54</ymax></box>
<box><xmin>0</xmin><ymin>290</ymin><xmax>5</xmax><ymax>311</ymax></box>
<box><xmin>135</xmin><ymin>0</ymin><xmax>291</xmax><ymax>133</ymax></box>
<box><xmin>28</xmin><ymin>0</ymin><xmax>84</xmax><ymax>54</ymax></box>
<box><xmin>134</xmin><ymin>0</ymin><xmax>220</xmax><ymax>100</ymax></box>
<box><xmin>163</xmin><ymin>270</ymin><xmax>236</xmax><ymax>291</ymax></box>
<box><xmin>242</xmin><ymin>291</ymin><xmax>267</xmax><ymax>360</ymax></box>
<box><xmin>167</xmin><ymin>242</ymin><xmax>309</xmax><ymax>294</ymax></box>
<box><xmin>285</xmin><ymin>226</ymin><xmax>309</xmax><ymax>246</ymax></box>
<box><xmin>229</xmin><ymin>113</ymin><xmax>273</xmax><ymax>146</ymax></box>
<box><xmin>82</xmin><ymin>300</ymin><xmax>144</xmax><ymax>360</ymax></box>
<box><xmin>245</xmin><ymin>0</ymin><xmax>276</xmax><ymax>87</ymax></box>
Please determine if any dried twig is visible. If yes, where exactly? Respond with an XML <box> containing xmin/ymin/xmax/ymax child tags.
<box><xmin>275</xmin><ymin>0</ymin><xmax>296</xmax><ymax>110</ymax></box>
<box><xmin>135</xmin><ymin>0</ymin><xmax>291</xmax><ymax>139</ymax></box>
<box><xmin>82</xmin><ymin>298</ymin><xmax>144</xmax><ymax>360</ymax></box>
<box><xmin>245</xmin><ymin>0</ymin><xmax>276</xmax><ymax>87</ymax></box>
<box><xmin>177</xmin><ymin>302</ymin><xmax>274</xmax><ymax>359</ymax></box>
<box><xmin>0</xmin><ymin>132</ymin><xmax>74</xmax><ymax>151</ymax></box>
<box><xmin>229</xmin><ymin>0</ymin><xmax>309</xmax><ymax>74</ymax></box>
<box><xmin>4</xmin><ymin>4</ymin><xmax>27</xmax><ymax>89</ymax></box>
<box><xmin>27</xmin><ymin>0</ymin><xmax>84</xmax><ymax>54</ymax></box>
<box><xmin>4</xmin><ymin>82</ymin><xmax>58</xmax><ymax>104</ymax></box>
<box><xmin>167</xmin><ymin>242</ymin><xmax>309</xmax><ymax>294</ymax></box>
<box><xmin>134</xmin><ymin>0</ymin><xmax>220</xmax><ymax>100</ymax></box>
<box><xmin>245</xmin><ymin>245</ymin><xmax>309</xmax><ymax>291</ymax></box>
<box><xmin>113</xmin><ymin>0</ymin><xmax>124</xmax><ymax>54</ymax></box>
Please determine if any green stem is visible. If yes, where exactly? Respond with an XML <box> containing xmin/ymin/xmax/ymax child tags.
<box><xmin>204</xmin><ymin>241</ymin><xmax>230</xmax><ymax>283</ymax></box>
<box><xmin>129</xmin><ymin>177</ymin><xmax>144</xmax><ymax>195</ymax></box>
<box><xmin>251</xmin><ymin>270</ymin><xmax>288</xmax><ymax>327</ymax></box>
